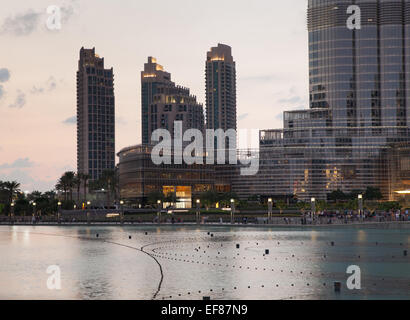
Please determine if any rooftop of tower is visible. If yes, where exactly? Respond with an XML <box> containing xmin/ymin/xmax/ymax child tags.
<box><xmin>207</xmin><ymin>43</ymin><xmax>234</xmax><ymax>63</ymax></box>
<box><xmin>142</xmin><ymin>56</ymin><xmax>171</xmax><ymax>81</ymax></box>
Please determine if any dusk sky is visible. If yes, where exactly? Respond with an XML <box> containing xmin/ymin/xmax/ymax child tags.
<box><xmin>0</xmin><ymin>0</ymin><xmax>308</xmax><ymax>192</ymax></box>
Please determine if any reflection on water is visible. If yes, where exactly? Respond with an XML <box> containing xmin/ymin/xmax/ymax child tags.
<box><xmin>0</xmin><ymin>225</ymin><xmax>409</xmax><ymax>300</ymax></box>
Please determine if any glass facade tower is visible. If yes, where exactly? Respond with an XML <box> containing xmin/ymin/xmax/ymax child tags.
<box><xmin>231</xmin><ymin>1</ymin><xmax>410</xmax><ymax>201</ymax></box>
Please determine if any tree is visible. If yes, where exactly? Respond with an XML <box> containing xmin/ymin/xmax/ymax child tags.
<box><xmin>316</xmin><ymin>200</ymin><xmax>328</xmax><ymax>213</ymax></box>
<box><xmin>164</xmin><ymin>192</ymin><xmax>177</xmax><ymax>206</ymax></box>
<box><xmin>276</xmin><ymin>200</ymin><xmax>287</xmax><ymax>214</ymax></box>
<box><xmin>27</xmin><ymin>191</ymin><xmax>42</xmax><ymax>202</ymax></box>
<box><xmin>378</xmin><ymin>201</ymin><xmax>401</xmax><ymax>211</ymax></box>
<box><xmin>218</xmin><ymin>192</ymin><xmax>239</xmax><ymax>208</ymax></box>
<box><xmin>74</xmin><ymin>173</ymin><xmax>83</xmax><ymax>204</ymax></box>
<box><xmin>147</xmin><ymin>191</ymin><xmax>165</xmax><ymax>205</ymax></box>
<box><xmin>200</xmin><ymin>190</ymin><xmax>219</xmax><ymax>210</ymax></box>
<box><xmin>296</xmin><ymin>202</ymin><xmax>310</xmax><ymax>214</ymax></box>
<box><xmin>3</xmin><ymin>181</ymin><xmax>21</xmax><ymax>214</ymax></box>
<box><xmin>56</xmin><ymin>171</ymin><xmax>75</xmax><ymax>201</ymax></box>
<box><xmin>346</xmin><ymin>199</ymin><xmax>358</xmax><ymax>211</ymax></box>
<box><xmin>89</xmin><ymin>170</ymin><xmax>118</xmax><ymax>207</ymax></box>
<box><xmin>82</xmin><ymin>174</ymin><xmax>89</xmax><ymax>204</ymax></box>
<box><xmin>328</xmin><ymin>190</ymin><xmax>347</xmax><ymax>202</ymax></box>
<box><xmin>364</xmin><ymin>187</ymin><xmax>383</xmax><ymax>201</ymax></box>
<box><xmin>365</xmin><ymin>201</ymin><xmax>379</xmax><ymax>215</ymax></box>
<box><xmin>100</xmin><ymin>169</ymin><xmax>118</xmax><ymax>207</ymax></box>
<box><xmin>44</xmin><ymin>191</ymin><xmax>56</xmax><ymax>200</ymax></box>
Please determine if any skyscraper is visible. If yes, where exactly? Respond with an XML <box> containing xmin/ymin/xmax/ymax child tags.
<box><xmin>141</xmin><ymin>57</ymin><xmax>204</xmax><ymax>145</ymax></box>
<box><xmin>232</xmin><ymin>1</ymin><xmax>410</xmax><ymax>201</ymax></box>
<box><xmin>77</xmin><ymin>47</ymin><xmax>115</xmax><ymax>181</ymax></box>
<box><xmin>308</xmin><ymin>0</ymin><xmax>409</xmax><ymax>133</ymax></box>
<box><xmin>205</xmin><ymin>44</ymin><xmax>237</xmax><ymax>131</ymax></box>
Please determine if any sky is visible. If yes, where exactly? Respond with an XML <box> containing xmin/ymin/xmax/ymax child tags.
<box><xmin>0</xmin><ymin>0</ymin><xmax>309</xmax><ymax>192</ymax></box>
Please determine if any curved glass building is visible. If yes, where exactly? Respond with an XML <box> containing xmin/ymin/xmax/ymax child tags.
<box><xmin>232</xmin><ymin>0</ymin><xmax>410</xmax><ymax>201</ymax></box>
<box><xmin>309</xmin><ymin>0</ymin><xmax>409</xmax><ymax>132</ymax></box>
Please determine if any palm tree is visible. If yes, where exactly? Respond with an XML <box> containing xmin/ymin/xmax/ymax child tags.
<box><xmin>74</xmin><ymin>173</ymin><xmax>83</xmax><ymax>205</ymax></box>
<box><xmin>44</xmin><ymin>191</ymin><xmax>56</xmax><ymax>200</ymax></box>
<box><xmin>100</xmin><ymin>169</ymin><xmax>117</xmax><ymax>207</ymax></box>
<box><xmin>148</xmin><ymin>191</ymin><xmax>165</xmax><ymax>205</ymax></box>
<box><xmin>3</xmin><ymin>181</ymin><xmax>21</xmax><ymax>214</ymax></box>
<box><xmin>296</xmin><ymin>201</ymin><xmax>309</xmax><ymax>215</ymax></box>
<box><xmin>200</xmin><ymin>190</ymin><xmax>219</xmax><ymax>210</ymax></box>
<box><xmin>28</xmin><ymin>191</ymin><xmax>42</xmax><ymax>202</ymax></box>
<box><xmin>56</xmin><ymin>171</ymin><xmax>75</xmax><ymax>201</ymax></box>
<box><xmin>165</xmin><ymin>192</ymin><xmax>177</xmax><ymax>207</ymax></box>
<box><xmin>276</xmin><ymin>200</ymin><xmax>287</xmax><ymax>214</ymax></box>
<box><xmin>82</xmin><ymin>173</ymin><xmax>89</xmax><ymax>204</ymax></box>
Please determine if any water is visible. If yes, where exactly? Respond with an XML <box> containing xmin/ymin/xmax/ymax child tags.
<box><xmin>0</xmin><ymin>225</ymin><xmax>409</xmax><ymax>300</ymax></box>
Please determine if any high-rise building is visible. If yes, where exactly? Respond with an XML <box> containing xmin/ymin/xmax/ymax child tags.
<box><xmin>232</xmin><ymin>0</ymin><xmax>410</xmax><ymax>201</ymax></box>
<box><xmin>205</xmin><ymin>44</ymin><xmax>237</xmax><ymax>131</ymax></box>
<box><xmin>77</xmin><ymin>47</ymin><xmax>115</xmax><ymax>181</ymax></box>
<box><xmin>141</xmin><ymin>57</ymin><xmax>204</xmax><ymax>145</ymax></box>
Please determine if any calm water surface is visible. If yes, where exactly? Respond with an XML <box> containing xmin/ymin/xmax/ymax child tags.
<box><xmin>0</xmin><ymin>225</ymin><xmax>409</xmax><ymax>300</ymax></box>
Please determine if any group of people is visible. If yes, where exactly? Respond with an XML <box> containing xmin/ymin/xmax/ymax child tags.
<box><xmin>299</xmin><ymin>209</ymin><xmax>410</xmax><ymax>225</ymax></box>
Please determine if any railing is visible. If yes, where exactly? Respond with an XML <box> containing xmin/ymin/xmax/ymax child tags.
<box><xmin>0</xmin><ymin>213</ymin><xmax>408</xmax><ymax>226</ymax></box>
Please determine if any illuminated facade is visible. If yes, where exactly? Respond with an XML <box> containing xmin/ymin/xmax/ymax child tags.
<box><xmin>205</xmin><ymin>44</ymin><xmax>237</xmax><ymax>132</ymax></box>
<box><xmin>117</xmin><ymin>145</ymin><xmax>231</xmax><ymax>207</ymax></box>
<box><xmin>141</xmin><ymin>57</ymin><xmax>204</xmax><ymax>145</ymax></box>
<box><xmin>77</xmin><ymin>47</ymin><xmax>115</xmax><ymax>181</ymax></box>
<box><xmin>386</xmin><ymin>143</ymin><xmax>410</xmax><ymax>204</ymax></box>
<box><xmin>232</xmin><ymin>0</ymin><xmax>410</xmax><ymax>201</ymax></box>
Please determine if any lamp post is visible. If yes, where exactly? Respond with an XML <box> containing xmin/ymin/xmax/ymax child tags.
<box><xmin>32</xmin><ymin>202</ymin><xmax>37</xmax><ymax>224</ymax></box>
<box><xmin>57</xmin><ymin>201</ymin><xmax>62</xmax><ymax>224</ymax></box>
<box><xmin>120</xmin><ymin>200</ymin><xmax>124</xmax><ymax>225</ymax></box>
<box><xmin>10</xmin><ymin>202</ymin><xmax>15</xmax><ymax>224</ymax></box>
<box><xmin>358</xmin><ymin>194</ymin><xmax>363</xmax><ymax>220</ymax></box>
<box><xmin>196</xmin><ymin>199</ymin><xmax>201</xmax><ymax>224</ymax></box>
<box><xmin>311</xmin><ymin>198</ymin><xmax>316</xmax><ymax>218</ymax></box>
<box><xmin>268</xmin><ymin>198</ymin><xmax>273</xmax><ymax>224</ymax></box>
<box><xmin>230</xmin><ymin>199</ymin><xmax>235</xmax><ymax>224</ymax></box>
<box><xmin>87</xmin><ymin>201</ymin><xmax>91</xmax><ymax>225</ymax></box>
<box><xmin>157</xmin><ymin>200</ymin><xmax>162</xmax><ymax>224</ymax></box>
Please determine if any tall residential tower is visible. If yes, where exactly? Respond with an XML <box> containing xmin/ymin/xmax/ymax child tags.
<box><xmin>77</xmin><ymin>47</ymin><xmax>115</xmax><ymax>181</ymax></box>
<box><xmin>205</xmin><ymin>44</ymin><xmax>237</xmax><ymax>131</ymax></box>
<box><xmin>141</xmin><ymin>57</ymin><xmax>204</xmax><ymax>145</ymax></box>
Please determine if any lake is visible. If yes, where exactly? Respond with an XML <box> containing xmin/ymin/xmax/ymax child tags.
<box><xmin>0</xmin><ymin>224</ymin><xmax>409</xmax><ymax>300</ymax></box>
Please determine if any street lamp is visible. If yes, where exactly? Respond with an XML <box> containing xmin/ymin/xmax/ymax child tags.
<box><xmin>196</xmin><ymin>199</ymin><xmax>201</xmax><ymax>224</ymax></box>
<box><xmin>268</xmin><ymin>198</ymin><xmax>273</xmax><ymax>224</ymax></box>
<box><xmin>120</xmin><ymin>200</ymin><xmax>124</xmax><ymax>225</ymax></box>
<box><xmin>157</xmin><ymin>200</ymin><xmax>162</xmax><ymax>224</ymax></box>
<box><xmin>57</xmin><ymin>201</ymin><xmax>62</xmax><ymax>224</ymax></box>
<box><xmin>32</xmin><ymin>202</ymin><xmax>37</xmax><ymax>224</ymax></box>
<box><xmin>230</xmin><ymin>199</ymin><xmax>235</xmax><ymax>224</ymax></box>
<box><xmin>311</xmin><ymin>198</ymin><xmax>316</xmax><ymax>217</ymax></box>
<box><xmin>358</xmin><ymin>194</ymin><xmax>363</xmax><ymax>219</ymax></box>
<box><xmin>10</xmin><ymin>202</ymin><xmax>15</xmax><ymax>224</ymax></box>
<box><xmin>86</xmin><ymin>201</ymin><xmax>91</xmax><ymax>225</ymax></box>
